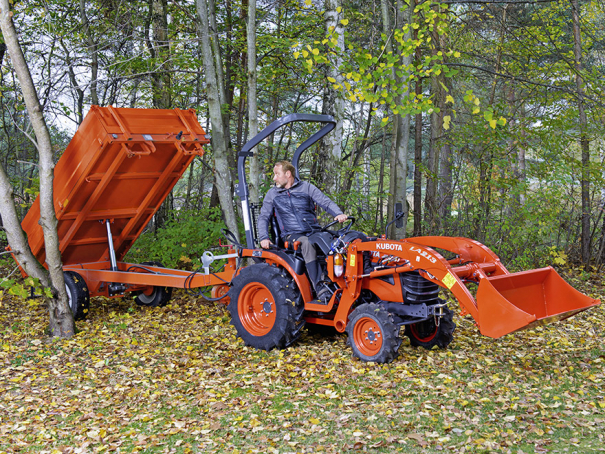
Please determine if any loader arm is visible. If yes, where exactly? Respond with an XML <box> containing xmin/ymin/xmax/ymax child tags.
<box><xmin>334</xmin><ymin>237</ymin><xmax>599</xmax><ymax>338</ymax></box>
<box><xmin>345</xmin><ymin>239</ymin><xmax>483</xmax><ymax>323</ymax></box>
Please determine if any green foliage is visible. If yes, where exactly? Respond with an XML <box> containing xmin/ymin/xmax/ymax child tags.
<box><xmin>125</xmin><ymin>207</ymin><xmax>225</xmax><ymax>269</ymax></box>
<box><xmin>295</xmin><ymin>0</ymin><xmax>458</xmax><ymax>118</ymax></box>
<box><xmin>0</xmin><ymin>273</ymin><xmax>52</xmax><ymax>300</ymax></box>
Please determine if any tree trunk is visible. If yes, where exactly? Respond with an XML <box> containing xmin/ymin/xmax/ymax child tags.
<box><xmin>147</xmin><ymin>0</ymin><xmax>171</xmax><ymax>109</ymax></box>
<box><xmin>572</xmin><ymin>0</ymin><xmax>591</xmax><ymax>265</ymax></box>
<box><xmin>437</xmin><ymin>80</ymin><xmax>453</xmax><ymax>230</ymax></box>
<box><xmin>424</xmin><ymin>104</ymin><xmax>440</xmax><ymax>232</ymax></box>
<box><xmin>413</xmin><ymin>94</ymin><xmax>423</xmax><ymax>236</ymax></box>
<box><xmin>343</xmin><ymin>102</ymin><xmax>373</xmax><ymax>193</ymax></box>
<box><xmin>196</xmin><ymin>0</ymin><xmax>240</xmax><ymax>240</ymax></box>
<box><xmin>318</xmin><ymin>0</ymin><xmax>345</xmax><ymax>193</ymax></box>
<box><xmin>247</xmin><ymin>0</ymin><xmax>260</xmax><ymax>205</ymax></box>
<box><xmin>435</xmin><ymin>17</ymin><xmax>453</xmax><ymax>231</ymax></box>
<box><xmin>0</xmin><ymin>0</ymin><xmax>75</xmax><ymax>338</ymax></box>
<box><xmin>59</xmin><ymin>39</ymin><xmax>85</xmax><ymax>124</ymax></box>
<box><xmin>517</xmin><ymin>101</ymin><xmax>527</xmax><ymax>207</ymax></box>
<box><xmin>80</xmin><ymin>0</ymin><xmax>99</xmax><ymax>105</ymax></box>
<box><xmin>0</xmin><ymin>165</ymin><xmax>49</xmax><ymax>285</ymax></box>
<box><xmin>375</xmin><ymin>133</ymin><xmax>388</xmax><ymax>233</ymax></box>
<box><xmin>383</xmin><ymin>0</ymin><xmax>411</xmax><ymax>239</ymax></box>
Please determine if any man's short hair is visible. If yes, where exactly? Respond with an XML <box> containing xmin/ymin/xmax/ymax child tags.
<box><xmin>275</xmin><ymin>160</ymin><xmax>295</xmax><ymax>177</ymax></box>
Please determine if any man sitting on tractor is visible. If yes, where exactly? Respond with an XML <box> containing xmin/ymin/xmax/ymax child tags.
<box><xmin>257</xmin><ymin>160</ymin><xmax>348</xmax><ymax>303</ymax></box>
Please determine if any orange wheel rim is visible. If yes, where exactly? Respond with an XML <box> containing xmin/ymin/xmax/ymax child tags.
<box><xmin>237</xmin><ymin>283</ymin><xmax>276</xmax><ymax>336</ymax></box>
<box><xmin>411</xmin><ymin>321</ymin><xmax>437</xmax><ymax>342</ymax></box>
<box><xmin>142</xmin><ymin>287</ymin><xmax>154</xmax><ymax>296</ymax></box>
<box><xmin>212</xmin><ymin>284</ymin><xmax>230</xmax><ymax>305</ymax></box>
<box><xmin>353</xmin><ymin>316</ymin><xmax>383</xmax><ymax>357</ymax></box>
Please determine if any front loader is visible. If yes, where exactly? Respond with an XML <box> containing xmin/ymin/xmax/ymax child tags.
<box><xmin>232</xmin><ymin>114</ymin><xmax>600</xmax><ymax>363</ymax></box>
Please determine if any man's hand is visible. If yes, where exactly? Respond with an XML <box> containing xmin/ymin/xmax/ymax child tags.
<box><xmin>260</xmin><ymin>239</ymin><xmax>272</xmax><ymax>249</ymax></box>
<box><xmin>334</xmin><ymin>214</ymin><xmax>348</xmax><ymax>223</ymax></box>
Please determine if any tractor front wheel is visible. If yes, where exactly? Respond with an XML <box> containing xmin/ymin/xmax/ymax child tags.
<box><xmin>346</xmin><ymin>303</ymin><xmax>401</xmax><ymax>363</ymax></box>
<box><xmin>228</xmin><ymin>263</ymin><xmax>305</xmax><ymax>351</ymax></box>
<box><xmin>405</xmin><ymin>303</ymin><xmax>456</xmax><ymax>349</ymax></box>
<box><xmin>134</xmin><ymin>261</ymin><xmax>172</xmax><ymax>307</ymax></box>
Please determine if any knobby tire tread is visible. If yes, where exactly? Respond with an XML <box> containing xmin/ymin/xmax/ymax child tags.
<box><xmin>228</xmin><ymin>263</ymin><xmax>305</xmax><ymax>351</ymax></box>
<box><xmin>405</xmin><ymin>303</ymin><xmax>456</xmax><ymax>349</ymax></box>
<box><xmin>346</xmin><ymin>302</ymin><xmax>402</xmax><ymax>364</ymax></box>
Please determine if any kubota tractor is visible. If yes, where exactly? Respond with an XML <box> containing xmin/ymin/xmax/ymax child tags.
<box><xmin>230</xmin><ymin>114</ymin><xmax>600</xmax><ymax>363</ymax></box>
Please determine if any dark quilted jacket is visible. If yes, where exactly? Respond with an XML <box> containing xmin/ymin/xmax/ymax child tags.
<box><xmin>257</xmin><ymin>179</ymin><xmax>343</xmax><ymax>241</ymax></box>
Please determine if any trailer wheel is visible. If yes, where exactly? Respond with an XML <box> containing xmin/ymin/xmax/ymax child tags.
<box><xmin>211</xmin><ymin>284</ymin><xmax>230</xmax><ymax>305</ymax></box>
<box><xmin>346</xmin><ymin>303</ymin><xmax>401</xmax><ymax>363</ymax></box>
<box><xmin>405</xmin><ymin>303</ymin><xmax>456</xmax><ymax>349</ymax></box>
<box><xmin>64</xmin><ymin>271</ymin><xmax>90</xmax><ymax>320</ymax></box>
<box><xmin>228</xmin><ymin>263</ymin><xmax>305</xmax><ymax>351</ymax></box>
<box><xmin>134</xmin><ymin>261</ymin><xmax>172</xmax><ymax>307</ymax></box>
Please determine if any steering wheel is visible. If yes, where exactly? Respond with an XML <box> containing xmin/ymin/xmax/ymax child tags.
<box><xmin>320</xmin><ymin>217</ymin><xmax>356</xmax><ymax>236</ymax></box>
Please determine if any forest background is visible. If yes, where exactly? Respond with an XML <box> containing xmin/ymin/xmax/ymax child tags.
<box><xmin>1</xmin><ymin>0</ymin><xmax>605</xmax><ymax>273</ymax></box>
<box><xmin>1</xmin><ymin>2</ymin><xmax>605</xmax><ymax>452</ymax></box>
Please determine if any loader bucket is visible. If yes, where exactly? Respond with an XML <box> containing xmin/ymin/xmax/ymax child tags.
<box><xmin>475</xmin><ymin>267</ymin><xmax>599</xmax><ymax>338</ymax></box>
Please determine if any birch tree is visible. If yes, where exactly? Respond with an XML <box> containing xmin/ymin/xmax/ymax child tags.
<box><xmin>0</xmin><ymin>0</ymin><xmax>75</xmax><ymax>338</ymax></box>
<box><xmin>196</xmin><ymin>0</ymin><xmax>239</xmax><ymax>239</ymax></box>
<box><xmin>319</xmin><ymin>0</ymin><xmax>345</xmax><ymax>193</ymax></box>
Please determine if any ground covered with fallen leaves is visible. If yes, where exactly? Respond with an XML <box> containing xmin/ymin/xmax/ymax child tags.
<box><xmin>1</xmin><ymin>268</ymin><xmax>604</xmax><ymax>454</ymax></box>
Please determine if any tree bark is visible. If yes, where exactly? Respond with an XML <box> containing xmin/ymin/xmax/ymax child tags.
<box><xmin>383</xmin><ymin>0</ymin><xmax>411</xmax><ymax>239</ymax></box>
<box><xmin>413</xmin><ymin>78</ymin><xmax>423</xmax><ymax>236</ymax></box>
<box><xmin>571</xmin><ymin>0</ymin><xmax>591</xmax><ymax>265</ymax></box>
<box><xmin>246</xmin><ymin>0</ymin><xmax>260</xmax><ymax>205</ymax></box>
<box><xmin>80</xmin><ymin>0</ymin><xmax>99</xmax><ymax>105</ymax></box>
<box><xmin>0</xmin><ymin>0</ymin><xmax>74</xmax><ymax>338</ymax></box>
<box><xmin>196</xmin><ymin>0</ymin><xmax>240</xmax><ymax>240</ymax></box>
<box><xmin>424</xmin><ymin>94</ymin><xmax>440</xmax><ymax>232</ymax></box>
<box><xmin>437</xmin><ymin>87</ymin><xmax>453</xmax><ymax>229</ymax></box>
<box><xmin>0</xmin><ymin>165</ymin><xmax>49</xmax><ymax>285</ymax></box>
<box><xmin>318</xmin><ymin>0</ymin><xmax>345</xmax><ymax>193</ymax></box>
<box><xmin>147</xmin><ymin>0</ymin><xmax>171</xmax><ymax>109</ymax></box>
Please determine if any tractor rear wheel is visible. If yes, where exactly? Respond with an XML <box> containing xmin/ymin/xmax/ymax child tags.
<box><xmin>134</xmin><ymin>261</ymin><xmax>172</xmax><ymax>307</ymax></box>
<box><xmin>405</xmin><ymin>303</ymin><xmax>456</xmax><ymax>349</ymax></box>
<box><xmin>64</xmin><ymin>271</ymin><xmax>90</xmax><ymax>320</ymax></box>
<box><xmin>346</xmin><ymin>303</ymin><xmax>401</xmax><ymax>363</ymax></box>
<box><xmin>228</xmin><ymin>263</ymin><xmax>305</xmax><ymax>351</ymax></box>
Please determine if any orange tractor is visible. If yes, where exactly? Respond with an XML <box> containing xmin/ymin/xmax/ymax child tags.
<box><xmin>16</xmin><ymin>108</ymin><xmax>600</xmax><ymax>363</ymax></box>
<box><xmin>229</xmin><ymin>114</ymin><xmax>600</xmax><ymax>362</ymax></box>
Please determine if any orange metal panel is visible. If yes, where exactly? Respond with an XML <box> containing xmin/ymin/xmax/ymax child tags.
<box><xmin>21</xmin><ymin>106</ymin><xmax>209</xmax><ymax>269</ymax></box>
<box><xmin>476</xmin><ymin>267</ymin><xmax>600</xmax><ymax>337</ymax></box>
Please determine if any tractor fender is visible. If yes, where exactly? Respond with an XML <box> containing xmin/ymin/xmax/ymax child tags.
<box><xmin>307</xmin><ymin>231</ymin><xmax>334</xmax><ymax>255</ymax></box>
<box><xmin>242</xmin><ymin>248</ymin><xmax>313</xmax><ymax>302</ymax></box>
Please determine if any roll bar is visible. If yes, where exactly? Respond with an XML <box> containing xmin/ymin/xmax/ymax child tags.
<box><xmin>236</xmin><ymin>114</ymin><xmax>337</xmax><ymax>249</ymax></box>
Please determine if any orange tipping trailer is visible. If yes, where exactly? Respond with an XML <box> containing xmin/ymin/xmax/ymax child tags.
<box><xmin>19</xmin><ymin>106</ymin><xmax>238</xmax><ymax>310</ymax></box>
